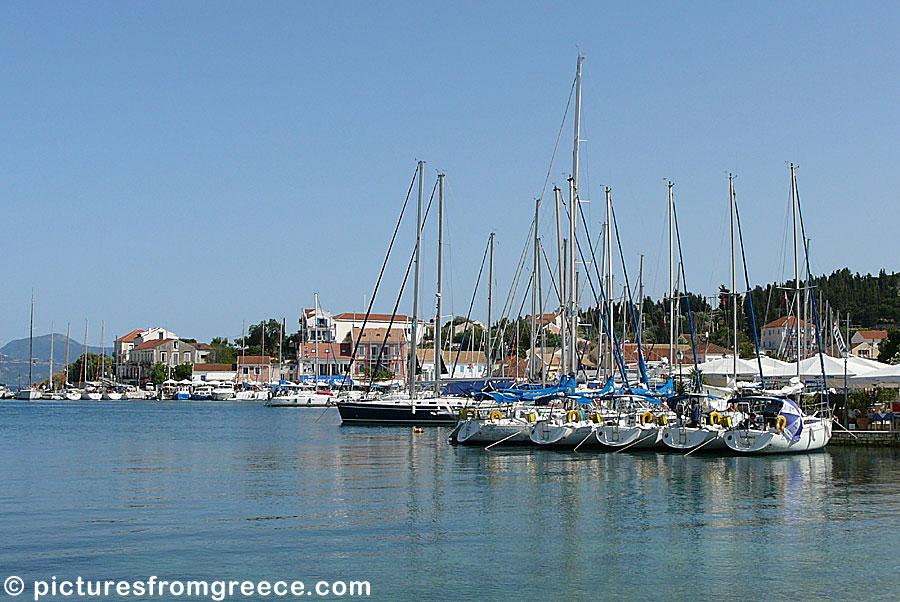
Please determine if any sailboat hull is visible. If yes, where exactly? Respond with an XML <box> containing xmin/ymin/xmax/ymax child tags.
<box><xmin>661</xmin><ymin>426</ymin><xmax>726</xmax><ymax>452</ymax></box>
<box><xmin>15</xmin><ymin>389</ymin><xmax>43</xmax><ymax>400</ymax></box>
<box><xmin>529</xmin><ymin>421</ymin><xmax>598</xmax><ymax>448</ymax></box>
<box><xmin>337</xmin><ymin>401</ymin><xmax>458</xmax><ymax>425</ymax></box>
<box><xmin>723</xmin><ymin>418</ymin><xmax>831</xmax><ymax>454</ymax></box>
<box><xmin>456</xmin><ymin>419</ymin><xmax>533</xmax><ymax>445</ymax></box>
<box><xmin>595</xmin><ymin>424</ymin><xmax>662</xmax><ymax>450</ymax></box>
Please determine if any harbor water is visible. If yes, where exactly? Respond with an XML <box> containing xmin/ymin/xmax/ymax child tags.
<box><xmin>2</xmin><ymin>400</ymin><xmax>899</xmax><ymax>601</ymax></box>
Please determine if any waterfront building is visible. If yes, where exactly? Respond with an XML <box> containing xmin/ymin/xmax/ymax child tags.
<box><xmin>850</xmin><ymin>330</ymin><xmax>888</xmax><ymax>359</ymax></box>
<box><xmin>760</xmin><ymin>316</ymin><xmax>815</xmax><ymax>358</ymax></box>
<box><xmin>193</xmin><ymin>363</ymin><xmax>237</xmax><ymax>382</ymax></box>
<box><xmin>237</xmin><ymin>356</ymin><xmax>273</xmax><ymax>383</ymax></box>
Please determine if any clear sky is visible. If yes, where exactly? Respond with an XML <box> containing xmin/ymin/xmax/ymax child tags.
<box><xmin>2</xmin><ymin>1</ymin><xmax>898</xmax><ymax>347</ymax></box>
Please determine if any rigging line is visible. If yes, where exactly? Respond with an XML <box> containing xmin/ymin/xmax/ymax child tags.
<box><xmin>611</xmin><ymin>204</ymin><xmax>649</xmax><ymax>385</ymax></box>
<box><xmin>575</xmin><ymin>195</ymin><xmax>630</xmax><ymax>385</ymax></box>
<box><xmin>339</xmin><ymin>166</ymin><xmax>419</xmax><ymax>391</ymax></box>
<box><xmin>365</xmin><ymin>178</ymin><xmax>439</xmax><ymax>392</ymax></box>
<box><xmin>452</xmin><ymin>237</ymin><xmax>491</xmax><ymax>377</ymax></box>
<box><xmin>672</xmin><ymin>201</ymin><xmax>701</xmax><ymax>392</ymax></box>
<box><xmin>794</xmin><ymin>173</ymin><xmax>829</xmax><ymax>396</ymax></box>
<box><xmin>734</xmin><ymin>199</ymin><xmax>766</xmax><ymax>388</ymax></box>
<box><xmin>537</xmin><ymin>74</ymin><xmax>577</xmax><ymax>209</ymax></box>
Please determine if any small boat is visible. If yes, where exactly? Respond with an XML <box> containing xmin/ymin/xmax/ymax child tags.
<box><xmin>16</xmin><ymin>388</ymin><xmax>43</xmax><ymax>400</ymax></box>
<box><xmin>266</xmin><ymin>384</ymin><xmax>336</xmax><ymax>407</ymax></box>
<box><xmin>337</xmin><ymin>392</ymin><xmax>464</xmax><ymax>425</ymax></box>
<box><xmin>81</xmin><ymin>388</ymin><xmax>102</xmax><ymax>401</ymax></box>
<box><xmin>191</xmin><ymin>384</ymin><xmax>214</xmax><ymax>401</ymax></box>
<box><xmin>42</xmin><ymin>390</ymin><xmax>63</xmax><ymax>400</ymax></box>
<box><xmin>102</xmin><ymin>389</ymin><xmax>123</xmax><ymax>401</ymax></box>
<box><xmin>174</xmin><ymin>385</ymin><xmax>191</xmax><ymax>400</ymax></box>
<box><xmin>64</xmin><ymin>389</ymin><xmax>82</xmax><ymax>401</ymax></box>
<box><xmin>456</xmin><ymin>405</ymin><xmax>554</xmax><ymax>446</ymax></box>
<box><xmin>212</xmin><ymin>382</ymin><xmax>236</xmax><ymax>401</ymax></box>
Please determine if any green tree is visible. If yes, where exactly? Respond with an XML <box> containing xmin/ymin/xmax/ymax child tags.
<box><xmin>66</xmin><ymin>353</ymin><xmax>114</xmax><ymax>384</ymax></box>
<box><xmin>173</xmin><ymin>364</ymin><xmax>193</xmax><ymax>380</ymax></box>
<box><xmin>878</xmin><ymin>328</ymin><xmax>900</xmax><ymax>364</ymax></box>
<box><xmin>149</xmin><ymin>362</ymin><xmax>168</xmax><ymax>385</ymax></box>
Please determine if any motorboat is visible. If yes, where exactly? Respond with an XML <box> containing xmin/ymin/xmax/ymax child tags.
<box><xmin>212</xmin><ymin>382</ymin><xmax>236</xmax><ymax>401</ymax></box>
<box><xmin>191</xmin><ymin>384</ymin><xmax>214</xmax><ymax>400</ymax></box>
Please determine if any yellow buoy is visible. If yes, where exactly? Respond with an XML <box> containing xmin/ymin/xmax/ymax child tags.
<box><xmin>640</xmin><ymin>411</ymin><xmax>654</xmax><ymax>425</ymax></box>
<box><xmin>413</xmin><ymin>427</ymin><xmax>423</xmax><ymax>434</ymax></box>
<box><xmin>709</xmin><ymin>412</ymin><xmax>721</xmax><ymax>426</ymax></box>
<box><xmin>776</xmin><ymin>415</ymin><xmax>787</xmax><ymax>431</ymax></box>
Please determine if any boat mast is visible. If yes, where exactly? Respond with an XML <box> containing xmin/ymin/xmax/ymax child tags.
<box><xmin>605</xmin><ymin>187</ymin><xmax>614</xmax><ymax>380</ymax></box>
<box><xmin>730</xmin><ymin>174</ymin><xmax>738</xmax><ymax>385</ymax></box>
<box><xmin>240</xmin><ymin>320</ymin><xmax>246</xmax><ymax>384</ymax></box>
<box><xmin>568</xmin><ymin>176</ymin><xmax>577</xmax><ymax>376</ymax></box>
<box><xmin>538</xmin><ymin>238</ymin><xmax>546</xmax><ymax>387</ymax></box>
<box><xmin>409</xmin><ymin>160</ymin><xmax>424</xmax><ymax>400</ymax></box>
<box><xmin>81</xmin><ymin>321</ymin><xmax>88</xmax><ymax>387</ymax></box>
<box><xmin>97</xmin><ymin>320</ymin><xmax>104</xmax><ymax>382</ymax></box>
<box><xmin>531</xmin><ymin>198</ymin><xmax>540</xmax><ymax>382</ymax></box>
<box><xmin>554</xmin><ymin>186</ymin><xmax>566</xmax><ymax>377</ymax></box>
<box><xmin>569</xmin><ymin>54</ymin><xmax>583</xmax><ymax>377</ymax></box>
<box><xmin>63</xmin><ymin>323</ymin><xmax>70</xmax><ymax>388</ymax></box>
<box><xmin>314</xmin><ymin>293</ymin><xmax>320</xmax><ymax>382</ymax></box>
<box><xmin>791</xmin><ymin>162</ymin><xmax>800</xmax><ymax>374</ymax></box>
<box><xmin>27</xmin><ymin>290</ymin><xmax>34</xmax><ymax>387</ymax></box>
<box><xmin>434</xmin><ymin>173</ymin><xmax>444</xmax><ymax>395</ymax></box>
<box><xmin>49</xmin><ymin>320</ymin><xmax>54</xmax><ymax>391</ymax></box>
<box><xmin>487</xmin><ymin>231</ymin><xmax>494</xmax><ymax>379</ymax></box>
<box><xmin>668</xmin><ymin>182</ymin><xmax>675</xmax><ymax>372</ymax></box>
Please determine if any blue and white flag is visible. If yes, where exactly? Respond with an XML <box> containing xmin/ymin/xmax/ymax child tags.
<box><xmin>779</xmin><ymin>399</ymin><xmax>804</xmax><ymax>442</ymax></box>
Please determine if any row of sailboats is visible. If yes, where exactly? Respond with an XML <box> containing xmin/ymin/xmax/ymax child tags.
<box><xmin>339</xmin><ymin>55</ymin><xmax>834</xmax><ymax>456</ymax></box>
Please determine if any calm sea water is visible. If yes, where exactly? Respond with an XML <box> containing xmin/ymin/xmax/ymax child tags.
<box><xmin>1</xmin><ymin>400</ymin><xmax>898</xmax><ymax>601</ymax></box>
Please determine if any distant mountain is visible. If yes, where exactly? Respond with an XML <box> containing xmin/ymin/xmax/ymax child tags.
<box><xmin>0</xmin><ymin>334</ymin><xmax>103</xmax><ymax>386</ymax></box>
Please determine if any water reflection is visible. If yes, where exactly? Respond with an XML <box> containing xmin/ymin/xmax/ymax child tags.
<box><xmin>2</xmin><ymin>402</ymin><xmax>900</xmax><ymax>600</ymax></box>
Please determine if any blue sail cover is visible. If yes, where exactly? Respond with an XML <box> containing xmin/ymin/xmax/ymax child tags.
<box><xmin>441</xmin><ymin>379</ymin><xmax>514</xmax><ymax>398</ymax></box>
<box><xmin>475</xmin><ymin>375</ymin><xmax>576</xmax><ymax>404</ymax></box>
<box><xmin>779</xmin><ymin>398</ymin><xmax>804</xmax><ymax>442</ymax></box>
<box><xmin>626</xmin><ymin>378</ymin><xmax>674</xmax><ymax>402</ymax></box>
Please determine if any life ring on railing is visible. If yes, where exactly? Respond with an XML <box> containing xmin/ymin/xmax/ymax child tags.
<box><xmin>490</xmin><ymin>410</ymin><xmax>503</xmax><ymax>422</ymax></box>
<box><xmin>709</xmin><ymin>412</ymin><xmax>721</xmax><ymax>426</ymax></box>
<box><xmin>460</xmin><ymin>408</ymin><xmax>476</xmax><ymax>420</ymax></box>
<box><xmin>640</xmin><ymin>411</ymin><xmax>654</xmax><ymax>425</ymax></box>
<box><xmin>656</xmin><ymin>414</ymin><xmax>668</xmax><ymax>426</ymax></box>
<box><xmin>590</xmin><ymin>413</ymin><xmax>602</xmax><ymax>424</ymax></box>
<box><xmin>720</xmin><ymin>415</ymin><xmax>733</xmax><ymax>428</ymax></box>
<box><xmin>567</xmin><ymin>410</ymin><xmax>582</xmax><ymax>422</ymax></box>
<box><xmin>526</xmin><ymin>412</ymin><xmax>537</xmax><ymax>423</ymax></box>
<box><xmin>776</xmin><ymin>415</ymin><xmax>787</xmax><ymax>431</ymax></box>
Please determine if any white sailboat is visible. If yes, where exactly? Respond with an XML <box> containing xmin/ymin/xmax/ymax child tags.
<box><xmin>724</xmin><ymin>164</ymin><xmax>832</xmax><ymax>454</ymax></box>
<box><xmin>16</xmin><ymin>291</ymin><xmax>42</xmax><ymax>400</ymax></box>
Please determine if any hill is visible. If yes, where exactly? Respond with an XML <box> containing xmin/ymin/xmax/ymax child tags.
<box><xmin>0</xmin><ymin>334</ymin><xmax>103</xmax><ymax>386</ymax></box>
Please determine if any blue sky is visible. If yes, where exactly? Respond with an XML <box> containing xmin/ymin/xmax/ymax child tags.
<box><xmin>1</xmin><ymin>2</ymin><xmax>898</xmax><ymax>346</ymax></box>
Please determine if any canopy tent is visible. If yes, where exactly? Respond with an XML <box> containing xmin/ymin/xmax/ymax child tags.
<box><xmin>846</xmin><ymin>356</ymin><xmax>888</xmax><ymax>374</ymax></box>
<box><xmin>695</xmin><ymin>357</ymin><xmax>762</xmax><ymax>378</ymax></box>
<box><xmin>849</xmin><ymin>363</ymin><xmax>900</xmax><ymax>386</ymax></box>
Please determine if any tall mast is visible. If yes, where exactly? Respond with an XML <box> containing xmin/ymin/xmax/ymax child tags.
<box><xmin>605</xmin><ymin>187</ymin><xmax>614</xmax><ymax>380</ymax></box>
<box><xmin>730</xmin><ymin>174</ymin><xmax>738</xmax><ymax>384</ymax></box>
<box><xmin>49</xmin><ymin>320</ymin><xmax>54</xmax><ymax>391</ymax></box>
<box><xmin>791</xmin><ymin>162</ymin><xmax>800</xmax><ymax>374</ymax></box>
<box><xmin>27</xmin><ymin>290</ymin><xmax>34</xmax><ymax>387</ymax></box>
<box><xmin>409</xmin><ymin>160</ymin><xmax>424</xmax><ymax>399</ymax></box>
<box><xmin>531</xmin><ymin>198</ymin><xmax>540</xmax><ymax>382</ymax></box>
<box><xmin>554</xmin><ymin>186</ymin><xmax>566</xmax><ymax>377</ymax></box>
<box><xmin>314</xmin><ymin>293</ymin><xmax>320</xmax><ymax>382</ymax></box>
<box><xmin>63</xmin><ymin>323</ymin><xmax>70</xmax><ymax>388</ymax></box>
<box><xmin>668</xmin><ymin>182</ymin><xmax>675</xmax><ymax>371</ymax></box>
<box><xmin>97</xmin><ymin>320</ymin><xmax>104</xmax><ymax>382</ymax></box>
<box><xmin>434</xmin><ymin>173</ymin><xmax>444</xmax><ymax>395</ymax></box>
<box><xmin>568</xmin><ymin>176</ymin><xmax>577</xmax><ymax>376</ymax></box>
<box><xmin>81</xmin><ymin>321</ymin><xmax>88</xmax><ymax>387</ymax></box>
<box><xmin>487</xmin><ymin>231</ymin><xmax>494</xmax><ymax>378</ymax></box>
<box><xmin>569</xmin><ymin>54</ymin><xmax>583</xmax><ymax>377</ymax></box>
<box><xmin>241</xmin><ymin>320</ymin><xmax>246</xmax><ymax>383</ymax></box>
<box><xmin>538</xmin><ymin>239</ymin><xmax>546</xmax><ymax>387</ymax></box>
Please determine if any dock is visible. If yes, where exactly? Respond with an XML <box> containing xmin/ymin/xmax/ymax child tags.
<box><xmin>830</xmin><ymin>430</ymin><xmax>900</xmax><ymax>446</ymax></box>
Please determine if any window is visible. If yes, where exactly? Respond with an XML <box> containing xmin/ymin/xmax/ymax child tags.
<box><xmin>174</xmin><ymin>340</ymin><xmax>179</xmax><ymax>350</ymax></box>
<box><xmin>242</xmin><ymin>367</ymin><xmax>249</xmax><ymax>375</ymax></box>
<box><xmin>161</xmin><ymin>352</ymin><xmax>167</xmax><ymax>362</ymax></box>
<box><xmin>184</xmin><ymin>353</ymin><xmax>191</xmax><ymax>363</ymax></box>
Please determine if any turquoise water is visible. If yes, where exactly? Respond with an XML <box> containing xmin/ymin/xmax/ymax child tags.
<box><xmin>1</xmin><ymin>400</ymin><xmax>898</xmax><ymax>601</ymax></box>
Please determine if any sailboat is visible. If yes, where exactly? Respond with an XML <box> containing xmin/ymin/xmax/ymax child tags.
<box><xmin>16</xmin><ymin>291</ymin><xmax>42</xmax><ymax>400</ymax></box>
<box><xmin>724</xmin><ymin>164</ymin><xmax>832</xmax><ymax>454</ymax></box>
